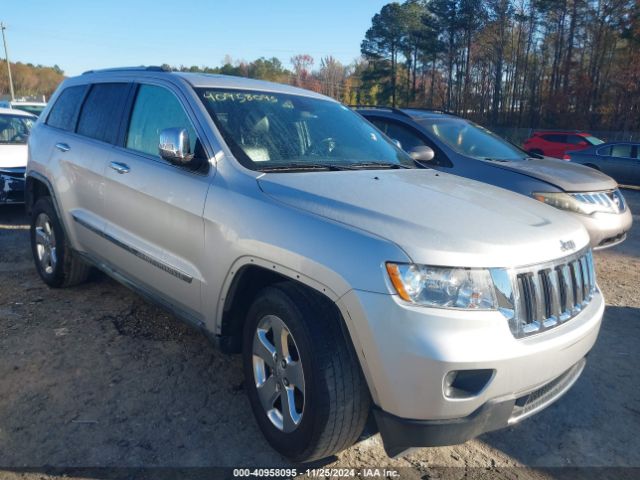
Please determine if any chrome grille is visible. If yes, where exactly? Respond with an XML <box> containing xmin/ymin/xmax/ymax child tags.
<box><xmin>492</xmin><ymin>249</ymin><xmax>597</xmax><ymax>338</ymax></box>
<box><xmin>570</xmin><ymin>189</ymin><xmax>626</xmax><ymax>213</ymax></box>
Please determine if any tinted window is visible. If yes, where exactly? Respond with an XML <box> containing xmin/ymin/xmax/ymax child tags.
<box><xmin>542</xmin><ymin>134</ymin><xmax>567</xmax><ymax>143</ymax></box>
<box><xmin>126</xmin><ymin>85</ymin><xmax>197</xmax><ymax>157</ymax></box>
<box><xmin>611</xmin><ymin>144</ymin><xmax>633</xmax><ymax>158</ymax></box>
<box><xmin>46</xmin><ymin>85</ymin><xmax>87</xmax><ymax>131</ymax></box>
<box><xmin>597</xmin><ymin>146</ymin><xmax>612</xmax><ymax>156</ymax></box>
<box><xmin>382</xmin><ymin>121</ymin><xmax>425</xmax><ymax>152</ymax></box>
<box><xmin>77</xmin><ymin>83</ymin><xmax>131</xmax><ymax>144</ymax></box>
<box><xmin>585</xmin><ymin>136</ymin><xmax>604</xmax><ymax>145</ymax></box>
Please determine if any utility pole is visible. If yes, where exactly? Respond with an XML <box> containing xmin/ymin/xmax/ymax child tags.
<box><xmin>1</xmin><ymin>22</ymin><xmax>15</xmax><ymax>101</ymax></box>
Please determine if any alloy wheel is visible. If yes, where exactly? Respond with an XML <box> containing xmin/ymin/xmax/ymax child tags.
<box><xmin>252</xmin><ymin>314</ymin><xmax>305</xmax><ymax>433</ymax></box>
<box><xmin>34</xmin><ymin>213</ymin><xmax>57</xmax><ymax>275</ymax></box>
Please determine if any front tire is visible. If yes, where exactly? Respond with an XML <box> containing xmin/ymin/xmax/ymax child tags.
<box><xmin>30</xmin><ymin>196</ymin><xmax>91</xmax><ymax>288</ymax></box>
<box><xmin>242</xmin><ymin>282</ymin><xmax>370</xmax><ymax>462</ymax></box>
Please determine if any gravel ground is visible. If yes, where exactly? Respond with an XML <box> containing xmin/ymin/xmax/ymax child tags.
<box><xmin>0</xmin><ymin>190</ymin><xmax>638</xmax><ymax>480</ymax></box>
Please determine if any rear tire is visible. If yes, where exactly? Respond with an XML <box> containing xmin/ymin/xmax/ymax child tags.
<box><xmin>242</xmin><ymin>281</ymin><xmax>370</xmax><ymax>462</ymax></box>
<box><xmin>585</xmin><ymin>163</ymin><xmax>601</xmax><ymax>171</ymax></box>
<box><xmin>30</xmin><ymin>196</ymin><xmax>91</xmax><ymax>288</ymax></box>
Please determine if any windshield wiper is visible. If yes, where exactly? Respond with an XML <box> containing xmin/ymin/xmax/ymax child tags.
<box><xmin>347</xmin><ymin>161</ymin><xmax>412</xmax><ymax>170</ymax></box>
<box><xmin>258</xmin><ymin>162</ymin><xmax>353</xmax><ymax>172</ymax></box>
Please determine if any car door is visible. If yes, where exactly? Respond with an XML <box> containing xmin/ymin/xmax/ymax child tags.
<box><xmin>566</xmin><ymin>134</ymin><xmax>590</xmax><ymax>153</ymax></box>
<box><xmin>604</xmin><ymin>144</ymin><xmax>635</xmax><ymax>183</ymax></box>
<box><xmin>40</xmin><ymin>83</ymin><xmax>131</xmax><ymax>256</ymax></box>
<box><xmin>66</xmin><ymin>82</ymin><xmax>134</xmax><ymax>255</ymax></box>
<box><xmin>101</xmin><ymin>82</ymin><xmax>211</xmax><ymax>320</ymax></box>
<box><xmin>542</xmin><ymin>134</ymin><xmax>567</xmax><ymax>158</ymax></box>
<box><xmin>631</xmin><ymin>145</ymin><xmax>640</xmax><ymax>185</ymax></box>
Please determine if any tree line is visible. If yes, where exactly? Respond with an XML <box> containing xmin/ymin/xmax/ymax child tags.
<box><xmin>3</xmin><ymin>1</ymin><xmax>638</xmax><ymax>132</ymax></box>
<box><xmin>357</xmin><ymin>0</ymin><xmax>640</xmax><ymax>131</ymax></box>
<box><xmin>0</xmin><ymin>61</ymin><xmax>64</xmax><ymax>100</ymax></box>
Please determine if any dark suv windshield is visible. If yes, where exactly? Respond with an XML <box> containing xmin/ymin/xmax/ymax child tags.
<box><xmin>0</xmin><ymin>114</ymin><xmax>35</xmax><ymax>145</ymax></box>
<box><xmin>196</xmin><ymin>88</ymin><xmax>414</xmax><ymax>171</ymax></box>
<box><xmin>416</xmin><ymin>117</ymin><xmax>528</xmax><ymax>161</ymax></box>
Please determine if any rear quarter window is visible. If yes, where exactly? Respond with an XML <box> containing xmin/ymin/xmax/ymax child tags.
<box><xmin>77</xmin><ymin>83</ymin><xmax>131</xmax><ymax>144</ymax></box>
<box><xmin>46</xmin><ymin>85</ymin><xmax>88</xmax><ymax>131</ymax></box>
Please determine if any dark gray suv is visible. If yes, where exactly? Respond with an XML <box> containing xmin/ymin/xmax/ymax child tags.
<box><xmin>356</xmin><ymin>107</ymin><xmax>632</xmax><ymax>250</ymax></box>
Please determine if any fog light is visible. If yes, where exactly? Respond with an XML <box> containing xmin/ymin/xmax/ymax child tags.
<box><xmin>444</xmin><ymin>369</ymin><xmax>495</xmax><ymax>399</ymax></box>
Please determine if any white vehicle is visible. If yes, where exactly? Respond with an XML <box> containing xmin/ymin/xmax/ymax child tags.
<box><xmin>0</xmin><ymin>107</ymin><xmax>36</xmax><ymax>203</ymax></box>
<box><xmin>0</xmin><ymin>100</ymin><xmax>47</xmax><ymax>117</ymax></box>
<box><xmin>26</xmin><ymin>67</ymin><xmax>604</xmax><ymax>461</ymax></box>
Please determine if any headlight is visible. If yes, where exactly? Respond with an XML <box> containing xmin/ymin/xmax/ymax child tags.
<box><xmin>533</xmin><ymin>191</ymin><xmax>623</xmax><ymax>214</ymax></box>
<box><xmin>385</xmin><ymin>263</ymin><xmax>497</xmax><ymax>309</ymax></box>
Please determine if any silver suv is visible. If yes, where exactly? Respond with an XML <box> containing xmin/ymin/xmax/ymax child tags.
<box><xmin>26</xmin><ymin>67</ymin><xmax>604</xmax><ymax>461</ymax></box>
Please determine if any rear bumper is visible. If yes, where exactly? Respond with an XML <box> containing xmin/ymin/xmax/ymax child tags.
<box><xmin>373</xmin><ymin>357</ymin><xmax>587</xmax><ymax>457</ymax></box>
<box><xmin>0</xmin><ymin>168</ymin><xmax>26</xmax><ymax>204</ymax></box>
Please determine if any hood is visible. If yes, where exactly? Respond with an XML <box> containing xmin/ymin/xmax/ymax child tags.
<box><xmin>0</xmin><ymin>144</ymin><xmax>28</xmax><ymax>169</ymax></box>
<box><xmin>487</xmin><ymin>156</ymin><xmax>617</xmax><ymax>192</ymax></box>
<box><xmin>258</xmin><ymin>169</ymin><xmax>590</xmax><ymax>268</ymax></box>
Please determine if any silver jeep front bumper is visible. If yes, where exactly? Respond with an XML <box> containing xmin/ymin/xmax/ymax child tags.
<box><xmin>337</xmin><ymin>285</ymin><xmax>604</xmax><ymax>454</ymax></box>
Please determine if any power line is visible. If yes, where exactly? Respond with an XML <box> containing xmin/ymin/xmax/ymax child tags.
<box><xmin>1</xmin><ymin>22</ymin><xmax>15</xmax><ymax>101</ymax></box>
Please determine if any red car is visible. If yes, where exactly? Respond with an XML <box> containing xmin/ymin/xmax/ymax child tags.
<box><xmin>523</xmin><ymin>131</ymin><xmax>605</xmax><ymax>159</ymax></box>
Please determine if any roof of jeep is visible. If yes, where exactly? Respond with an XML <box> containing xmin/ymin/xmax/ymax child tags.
<box><xmin>76</xmin><ymin>66</ymin><xmax>331</xmax><ymax>101</ymax></box>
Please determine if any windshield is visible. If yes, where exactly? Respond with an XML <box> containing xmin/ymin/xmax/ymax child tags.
<box><xmin>417</xmin><ymin>118</ymin><xmax>528</xmax><ymax>161</ymax></box>
<box><xmin>585</xmin><ymin>136</ymin><xmax>604</xmax><ymax>146</ymax></box>
<box><xmin>0</xmin><ymin>114</ymin><xmax>35</xmax><ymax>144</ymax></box>
<box><xmin>196</xmin><ymin>88</ymin><xmax>414</xmax><ymax>171</ymax></box>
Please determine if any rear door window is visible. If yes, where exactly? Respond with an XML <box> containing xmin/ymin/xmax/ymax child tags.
<box><xmin>76</xmin><ymin>83</ymin><xmax>131</xmax><ymax>144</ymax></box>
<box><xmin>46</xmin><ymin>85</ymin><xmax>88</xmax><ymax>131</ymax></box>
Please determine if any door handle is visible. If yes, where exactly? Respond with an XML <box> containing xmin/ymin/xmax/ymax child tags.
<box><xmin>55</xmin><ymin>143</ymin><xmax>70</xmax><ymax>152</ymax></box>
<box><xmin>110</xmin><ymin>161</ymin><xmax>130</xmax><ymax>174</ymax></box>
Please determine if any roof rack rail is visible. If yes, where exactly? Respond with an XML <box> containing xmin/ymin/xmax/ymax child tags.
<box><xmin>82</xmin><ymin>65</ymin><xmax>172</xmax><ymax>75</ymax></box>
<box><xmin>348</xmin><ymin>105</ymin><xmax>412</xmax><ymax>118</ymax></box>
<box><xmin>402</xmin><ymin>107</ymin><xmax>459</xmax><ymax>117</ymax></box>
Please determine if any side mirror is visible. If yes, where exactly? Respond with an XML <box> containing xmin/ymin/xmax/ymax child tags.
<box><xmin>409</xmin><ymin>145</ymin><xmax>435</xmax><ymax>162</ymax></box>
<box><xmin>159</xmin><ymin>128</ymin><xmax>194</xmax><ymax>164</ymax></box>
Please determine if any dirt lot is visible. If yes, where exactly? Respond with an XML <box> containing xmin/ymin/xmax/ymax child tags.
<box><xmin>0</xmin><ymin>190</ymin><xmax>639</xmax><ymax>480</ymax></box>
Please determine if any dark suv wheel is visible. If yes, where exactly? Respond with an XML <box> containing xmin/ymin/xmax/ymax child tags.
<box><xmin>242</xmin><ymin>281</ymin><xmax>370</xmax><ymax>462</ymax></box>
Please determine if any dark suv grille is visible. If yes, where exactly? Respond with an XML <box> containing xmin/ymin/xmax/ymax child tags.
<box><xmin>512</xmin><ymin>250</ymin><xmax>596</xmax><ymax>337</ymax></box>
